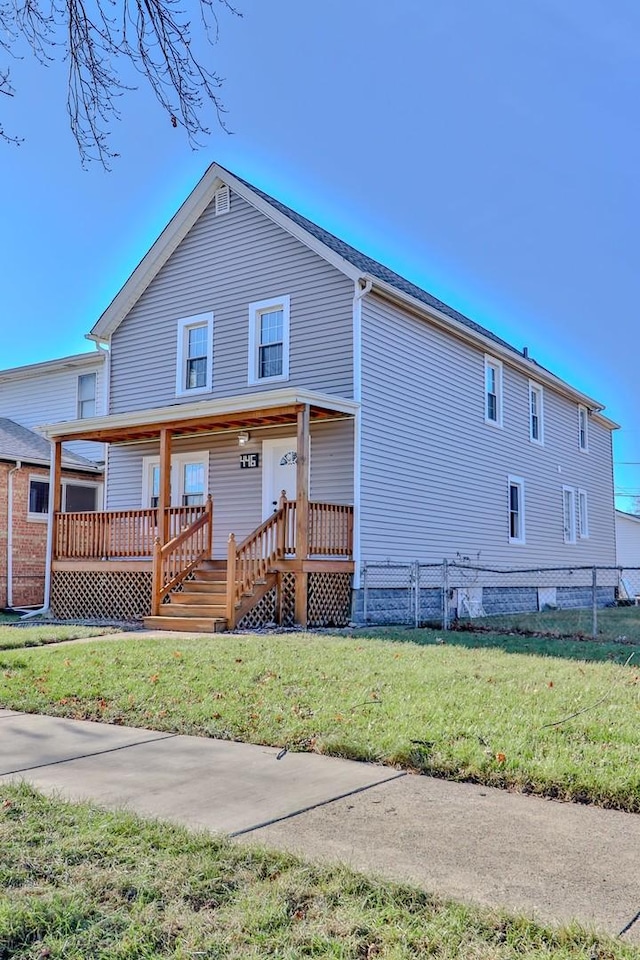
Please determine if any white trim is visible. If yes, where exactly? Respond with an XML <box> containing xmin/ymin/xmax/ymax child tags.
<box><xmin>214</xmin><ymin>184</ymin><xmax>230</xmax><ymax>215</ymax></box>
<box><xmin>484</xmin><ymin>355</ymin><xmax>503</xmax><ymax>427</ymax></box>
<box><xmin>175</xmin><ymin>312</ymin><xmax>214</xmax><ymax>397</ymax></box>
<box><xmin>0</xmin><ymin>351</ymin><xmax>105</xmax><ymax>383</ymax></box>
<box><xmin>578</xmin><ymin>488</ymin><xmax>589</xmax><ymax>539</ymax></box>
<box><xmin>41</xmin><ymin>388</ymin><xmax>359</xmax><ymax>440</ymax></box>
<box><xmin>507</xmin><ymin>475</ymin><xmax>526</xmax><ymax>544</ymax></box>
<box><xmin>248</xmin><ymin>295</ymin><xmax>290</xmax><ymax>385</ymax></box>
<box><xmin>142</xmin><ymin>451</ymin><xmax>210</xmax><ymax>507</ymax></box>
<box><xmin>562</xmin><ymin>485</ymin><xmax>577</xmax><ymax>544</ymax></box>
<box><xmin>261</xmin><ymin>435</ymin><xmax>300</xmax><ymax>520</ymax></box>
<box><xmin>528</xmin><ymin>380</ymin><xmax>544</xmax><ymax>445</ymax></box>
<box><xmin>578</xmin><ymin>405</ymin><xmax>589</xmax><ymax>453</ymax></box>
<box><xmin>27</xmin><ymin>474</ymin><xmax>50</xmax><ymax>521</ymax></box>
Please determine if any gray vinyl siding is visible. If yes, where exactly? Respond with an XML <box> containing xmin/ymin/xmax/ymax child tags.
<box><xmin>0</xmin><ymin>360</ymin><xmax>105</xmax><ymax>463</ymax></box>
<box><xmin>109</xmin><ymin>193</ymin><xmax>354</xmax><ymax>412</ymax></box>
<box><xmin>106</xmin><ymin>418</ymin><xmax>353</xmax><ymax>558</ymax></box>
<box><xmin>360</xmin><ymin>294</ymin><xmax>616</xmax><ymax>566</ymax></box>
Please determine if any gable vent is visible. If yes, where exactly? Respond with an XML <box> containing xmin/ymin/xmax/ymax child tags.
<box><xmin>214</xmin><ymin>185</ymin><xmax>230</xmax><ymax>215</ymax></box>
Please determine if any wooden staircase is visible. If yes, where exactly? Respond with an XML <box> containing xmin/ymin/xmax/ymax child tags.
<box><xmin>143</xmin><ymin>559</ymin><xmax>277</xmax><ymax>633</ymax></box>
<box><xmin>144</xmin><ymin>560</ymin><xmax>229</xmax><ymax>632</ymax></box>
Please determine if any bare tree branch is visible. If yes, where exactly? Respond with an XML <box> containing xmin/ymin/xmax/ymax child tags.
<box><xmin>0</xmin><ymin>0</ymin><xmax>242</xmax><ymax>166</ymax></box>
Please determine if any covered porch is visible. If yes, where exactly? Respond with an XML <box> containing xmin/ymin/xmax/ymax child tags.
<box><xmin>46</xmin><ymin>390</ymin><xmax>357</xmax><ymax>628</ymax></box>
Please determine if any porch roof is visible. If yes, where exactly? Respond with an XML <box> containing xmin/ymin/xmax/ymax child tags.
<box><xmin>40</xmin><ymin>389</ymin><xmax>359</xmax><ymax>444</ymax></box>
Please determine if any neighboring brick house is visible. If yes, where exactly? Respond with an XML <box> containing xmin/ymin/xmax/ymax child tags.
<box><xmin>0</xmin><ymin>419</ymin><xmax>102</xmax><ymax>609</ymax></box>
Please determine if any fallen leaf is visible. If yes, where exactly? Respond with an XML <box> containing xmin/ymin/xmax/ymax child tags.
<box><xmin>495</xmin><ymin>752</ymin><xmax>506</xmax><ymax>764</ymax></box>
<box><xmin>149</xmin><ymin>674</ymin><xmax>160</xmax><ymax>684</ymax></box>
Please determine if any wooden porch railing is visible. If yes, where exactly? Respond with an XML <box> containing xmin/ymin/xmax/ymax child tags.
<box><xmin>151</xmin><ymin>497</ymin><xmax>213</xmax><ymax>615</ymax></box>
<box><xmin>54</xmin><ymin>505</ymin><xmax>205</xmax><ymax>560</ymax></box>
<box><xmin>226</xmin><ymin>497</ymin><xmax>353</xmax><ymax>628</ymax></box>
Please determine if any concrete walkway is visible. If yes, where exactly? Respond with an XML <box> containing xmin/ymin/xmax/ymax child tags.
<box><xmin>1</xmin><ymin>708</ymin><xmax>638</xmax><ymax>943</ymax></box>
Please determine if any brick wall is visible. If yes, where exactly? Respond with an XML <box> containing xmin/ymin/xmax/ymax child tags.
<box><xmin>0</xmin><ymin>463</ymin><xmax>102</xmax><ymax>610</ymax></box>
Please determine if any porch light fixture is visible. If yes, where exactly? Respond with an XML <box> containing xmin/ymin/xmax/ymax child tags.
<box><xmin>238</xmin><ymin>431</ymin><xmax>250</xmax><ymax>446</ymax></box>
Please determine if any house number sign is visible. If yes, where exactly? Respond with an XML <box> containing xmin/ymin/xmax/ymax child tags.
<box><xmin>240</xmin><ymin>453</ymin><xmax>260</xmax><ymax>469</ymax></box>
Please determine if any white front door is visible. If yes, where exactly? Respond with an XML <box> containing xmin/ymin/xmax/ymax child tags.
<box><xmin>262</xmin><ymin>437</ymin><xmax>298</xmax><ymax>519</ymax></box>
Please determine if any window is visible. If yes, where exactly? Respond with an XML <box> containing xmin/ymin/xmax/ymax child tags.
<box><xmin>248</xmin><ymin>296</ymin><xmax>290</xmax><ymax>384</ymax></box>
<box><xmin>507</xmin><ymin>475</ymin><xmax>525</xmax><ymax>544</ymax></box>
<box><xmin>28</xmin><ymin>478</ymin><xmax>99</xmax><ymax>520</ymax></box>
<box><xmin>29</xmin><ymin>479</ymin><xmax>49</xmax><ymax>517</ymax></box>
<box><xmin>529</xmin><ymin>381</ymin><xmax>544</xmax><ymax>444</ymax></box>
<box><xmin>484</xmin><ymin>356</ymin><xmax>503</xmax><ymax>426</ymax></box>
<box><xmin>578</xmin><ymin>488</ymin><xmax>589</xmax><ymax>539</ymax></box>
<box><xmin>578</xmin><ymin>405</ymin><xmax>588</xmax><ymax>452</ymax></box>
<box><xmin>562</xmin><ymin>486</ymin><xmax>576</xmax><ymax>543</ymax></box>
<box><xmin>176</xmin><ymin>313</ymin><xmax>213</xmax><ymax>397</ymax></box>
<box><xmin>77</xmin><ymin>372</ymin><xmax>96</xmax><ymax>418</ymax></box>
<box><xmin>143</xmin><ymin>452</ymin><xmax>209</xmax><ymax>507</ymax></box>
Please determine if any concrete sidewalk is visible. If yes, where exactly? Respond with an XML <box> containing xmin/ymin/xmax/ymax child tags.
<box><xmin>1</xmin><ymin>708</ymin><xmax>638</xmax><ymax>943</ymax></box>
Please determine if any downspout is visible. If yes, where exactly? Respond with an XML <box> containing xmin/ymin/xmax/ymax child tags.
<box><xmin>20</xmin><ymin>442</ymin><xmax>55</xmax><ymax>620</ymax></box>
<box><xmin>6</xmin><ymin>460</ymin><xmax>21</xmax><ymax>608</ymax></box>
<box><xmin>352</xmin><ymin>276</ymin><xmax>373</xmax><ymax>592</ymax></box>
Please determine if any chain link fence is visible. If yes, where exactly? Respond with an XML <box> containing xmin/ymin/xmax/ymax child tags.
<box><xmin>361</xmin><ymin>562</ymin><xmax>640</xmax><ymax>639</ymax></box>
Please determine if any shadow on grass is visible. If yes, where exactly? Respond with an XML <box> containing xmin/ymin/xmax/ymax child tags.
<box><xmin>352</xmin><ymin>624</ymin><xmax>640</xmax><ymax>666</ymax></box>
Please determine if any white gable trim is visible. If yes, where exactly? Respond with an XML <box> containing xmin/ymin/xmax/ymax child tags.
<box><xmin>89</xmin><ymin>164</ymin><xmax>362</xmax><ymax>342</ymax></box>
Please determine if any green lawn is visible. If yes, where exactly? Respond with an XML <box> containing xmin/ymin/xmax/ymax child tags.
<box><xmin>0</xmin><ymin>623</ymin><xmax>117</xmax><ymax>651</ymax></box>
<box><xmin>469</xmin><ymin>605</ymin><xmax>640</xmax><ymax>642</ymax></box>
<box><xmin>1</xmin><ymin>784</ymin><xmax>635</xmax><ymax>960</ymax></box>
<box><xmin>1</xmin><ymin>629</ymin><xmax>638</xmax><ymax>811</ymax></box>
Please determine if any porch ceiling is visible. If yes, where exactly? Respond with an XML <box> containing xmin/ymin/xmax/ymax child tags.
<box><xmin>41</xmin><ymin>389</ymin><xmax>359</xmax><ymax>444</ymax></box>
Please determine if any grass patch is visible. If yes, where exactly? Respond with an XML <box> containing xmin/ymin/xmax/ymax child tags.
<box><xmin>1</xmin><ymin>631</ymin><xmax>638</xmax><ymax>811</ymax></box>
<box><xmin>469</xmin><ymin>605</ymin><xmax>640</xmax><ymax>642</ymax></box>
<box><xmin>0</xmin><ymin>783</ymin><xmax>635</xmax><ymax>959</ymax></box>
<box><xmin>0</xmin><ymin>624</ymin><xmax>118</xmax><ymax>651</ymax></box>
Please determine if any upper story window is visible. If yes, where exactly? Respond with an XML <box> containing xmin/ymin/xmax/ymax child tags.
<box><xmin>528</xmin><ymin>381</ymin><xmax>544</xmax><ymax>445</ymax></box>
<box><xmin>175</xmin><ymin>313</ymin><xmax>213</xmax><ymax>397</ymax></box>
<box><xmin>507</xmin><ymin>475</ymin><xmax>525</xmax><ymax>544</ymax></box>
<box><xmin>77</xmin><ymin>372</ymin><xmax>97</xmax><ymax>419</ymax></box>
<box><xmin>248</xmin><ymin>296</ymin><xmax>290</xmax><ymax>385</ymax></box>
<box><xmin>484</xmin><ymin>356</ymin><xmax>503</xmax><ymax>427</ymax></box>
<box><xmin>578</xmin><ymin>405</ymin><xmax>589</xmax><ymax>452</ymax></box>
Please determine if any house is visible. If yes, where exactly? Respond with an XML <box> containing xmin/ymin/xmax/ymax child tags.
<box><xmin>0</xmin><ymin>418</ymin><xmax>102</xmax><ymax>609</ymax></box>
<box><xmin>615</xmin><ymin>510</ymin><xmax>640</xmax><ymax>568</ymax></box>
<box><xmin>0</xmin><ymin>352</ymin><xmax>106</xmax><ymax>611</ymax></box>
<box><xmin>39</xmin><ymin>163</ymin><xmax>618</xmax><ymax>629</ymax></box>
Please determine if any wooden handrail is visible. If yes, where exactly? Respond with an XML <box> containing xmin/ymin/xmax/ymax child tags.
<box><xmin>226</xmin><ymin>498</ymin><xmax>353</xmax><ymax>628</ymax></box>
<box><xmin>151</xmin><ymin>497</ymin><xmax>213</xmax><ymax>615</ymax></box>
<box><xmin>53</xmin><ymin>505</ymin><xmax>205</xmax><ymax>560</ymax></box>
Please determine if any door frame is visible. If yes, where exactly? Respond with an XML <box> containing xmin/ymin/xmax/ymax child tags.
<box><xmin>261</xmin><ymin>435</ymin><xmax>309</xmax><ymax>519</ymax></box>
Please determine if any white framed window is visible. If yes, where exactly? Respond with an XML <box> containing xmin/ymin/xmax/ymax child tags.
<box><xmin>484</xmin><ymin>356</ymin><xmax>503</xmax><ymax>426</ymax></box>
<box><xmin>578</xmin><ymin>488</ymin><xmax>589</xmax><ymax>539</ymax></box>
<box><xmin>248</xmin><ymin>296</ymin><xmax>290</xmax><ymax>385</ymax></box>
<box><xmin>175</xmin><ymin>313</ymin><xmax>213</xmax><ymax>397</ymax></box>
<box><xmin>77</xmin><ymin>372</ymin><xmax>97</xmax><ymax>419</ymax></box>
<box><xmin>578</xmin><ymin>405</ymin><xmax>589</xmax><ymax>452</ymax></box>
<box><xmin>562</xmin><ymin>486</ymin><xmax>576</xmax><ymax>544</ymax></box>
<box><xmin>528</xmin><ymin>381</ymin><xmax>544</xmax><ymax>445</ymax></box>
<box><xmin>28</xmin><ymin>477</ymin><xmax>100</xmax><ymax>521</ymax></box>
<box><xmin>507</xmin><ymin>475</ymin><xmax>525</xmax><ymax>544</ymax></box>
<box><xmin>143</xmin><ymin>452</ymin><xmax>209</xmax><ymax>508</ymax></box>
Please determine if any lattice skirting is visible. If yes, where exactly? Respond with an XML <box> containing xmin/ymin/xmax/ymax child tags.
<box><xmin>237</xmin><ymin>572</ymin><xmax>351</xmax><ymax>629</ymax></box>
<box><xmin>50</xmin><ymin>570</ymin><xmax>152</xmax><ymax>621</ymax></box>
<box><xmin>308</xmin><ymin>572</ymin><xmax>352</xmax><ymax>627</ymax></box>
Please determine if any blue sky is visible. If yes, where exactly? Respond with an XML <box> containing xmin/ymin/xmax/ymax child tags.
<box><xmin>1</xmin><ymin>0</ymin><xmax>638</xmax><ymax>509</ymax></box>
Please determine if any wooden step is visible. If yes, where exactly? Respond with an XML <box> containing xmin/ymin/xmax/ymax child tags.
<box><xmin>143</xmin><ymin>616</ymin><xmax>228</xmax><ymax>633</ymax></box>
<box><xmin>191</xmin><ymin>569</ymin><xmax>227</xmax><ymax>582</ymax></box>
<box><xmin>163</xmin><ymin>603</ymin><xmax>227</xmax><ymax>617</ymax></box>
<box><xmin>197</xmin><ymin>559</ymin><xmax>227</xmax><ymax>570</ymax></box>
<box><xmin>183</xmin><ymin>581</ymin><xmax>227</xmax><ymax>595</ymax></box>
<box><xmin>172</xmin><ymin>590</ymin><xmax>225</xmax><ymax>604</ymax></box>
